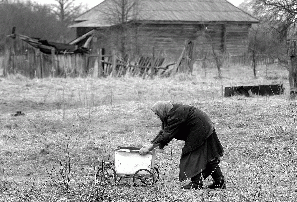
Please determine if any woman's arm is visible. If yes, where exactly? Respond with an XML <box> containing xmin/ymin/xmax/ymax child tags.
<box><xmin>140</xmin><ymin>106</ymin><xmax>188</xmax><ymax>155</ymax></box>
<box><xmin>152</xmin><ymin>112</ymin><xmax>186</xmax><ymax>148</ymax></box>
<box><xmin>139</xmin><ymin>143</ymin><xmax>160</xmax><ymax>155</ymax></box>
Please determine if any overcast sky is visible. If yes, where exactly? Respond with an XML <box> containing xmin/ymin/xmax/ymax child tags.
<box><xmin>33</xmin><ymin>0</ymin><xmax>245</xmax><ymax>9</ymax></box>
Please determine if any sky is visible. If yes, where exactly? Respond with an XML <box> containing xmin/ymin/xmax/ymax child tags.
<box><xmin>33</xmin><ymin>0</ymin><xmax>245</xmax><ymax>9</ymax></box>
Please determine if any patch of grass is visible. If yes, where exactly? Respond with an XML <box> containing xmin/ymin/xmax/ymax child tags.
<box><xmin>0</xmin><ymin>64</ymin><xmax>296</xmax><ymax>201</ymax></box>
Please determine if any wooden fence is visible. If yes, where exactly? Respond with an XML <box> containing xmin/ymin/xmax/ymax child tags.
<box><xmin>91</xmin><ymin>50</ymin><xmax>168</xmax><ymax>78</ymax></box>
<box><xmin>1</xmin><ymin>47</ymin><xmax>279</xmax><ymax>79</ymax></box>
<box><xmin>1</xmin><ymin>49</ymin><xmax>89</xmax><ymax>78</ymax></box>
<box><xmin>227</xmin><ymin>54</ymin><xmax>276</xmax><ymax>66</ymax></box>
<box><xmin>195</xmin><ymin>53</ymin><xmax>277</xmax><ymax>70</ymax></box>
<box><xmin>1</xmin><ymin>48</ymin><xmax>169</xmax><ymax>78</ymax></box>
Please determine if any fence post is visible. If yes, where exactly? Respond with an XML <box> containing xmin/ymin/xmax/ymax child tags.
<box><xmin>34</xmin><ymin>49</ymin><xmax>42</xmax><ymax>78</ymax></box>
<box><xmin>93</xmin><ymin>56</ymin><xmax>99</xmax><ymax>78</ymax></box>
<box><xmin>150</xmin><ymin>47</ymin><xmax>155</xmax><ymax>79</ymax></box>
<box><xmin>3</xmin><ymin>48</ymin><xmax>10</xmax><ymax>77</ymax></box>
<box><xmin>111</xmin><ymin>50</ymin><xmax>117</xmax><ymax>77</ymax></box>
<box><xmin>93</xmin><ymin>49</ymin><xmax>103</xmax><ymax>78</ymax></box>
<box><xmin>40</xmin><ymin>50</ymin><xmax>44</xmax><ymax>78</ymax></box>
<box><xmin>98</xmin><ymin>49</ymin><xmax>103</xmax><ymax>77</ymax></box>
<box><xmin>189</xmin><ymin>40</ymin><xmax>196</xmax><ymax>74</ymax></box>
<box><xmin>84</xmin><ymin>55</ymin><xmax>88</xmax><ymax>76</ymax></box>
<box><xmin>51</xmin><ymin>48</ymin><xmax>56</xmax><ymax>77</ymax></box>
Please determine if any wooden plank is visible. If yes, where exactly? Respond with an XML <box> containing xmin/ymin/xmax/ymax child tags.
<box><xmin>69</xmin><ymin>30</ymin><xmax>95</xmax><ymax>45</ymax></box>
<box><xmin>51</xmin><ymin>48</ymin><xmax>56</xmax><ymax>77</ymax></box>
<box><xmin>111</xmin><ymin>50</ymin><xmax>117</xmax><ymax>77</ymax></box>
<box><xmin>98</xmin><ymin>49</ymin><xmax>103</xmax><ymax>77</ymax></box>
<box><xmin>93</xmin><ymin>49</ymin><xmax>102</xmax><ymax>78</ymax></box>
<box><xmin>88</xmin><ymin>54</ymin><xmax>112</xmax><ymax>58</ymax></box>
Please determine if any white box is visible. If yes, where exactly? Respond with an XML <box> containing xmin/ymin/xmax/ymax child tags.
<box><xmin>114</xmin><ymin>147</ymin><xmax>156</xmax><ymax>175</ymax></box>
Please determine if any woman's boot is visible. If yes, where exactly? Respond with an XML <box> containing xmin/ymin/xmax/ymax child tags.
<box><xmin>182</xmin><ymin>173</ymin><xmax>203</xmax><ymax>189</ymax></box>
<box><xmin>208</xmin><ymin>166</ymin><xmax>226</xmax><ymax>189</ymax></box>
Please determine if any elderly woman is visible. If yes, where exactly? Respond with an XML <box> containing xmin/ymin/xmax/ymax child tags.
<box><xmin>139</xmin><ymin>101</ymin><xmax>225</xmax><ymax>189</ymax></box>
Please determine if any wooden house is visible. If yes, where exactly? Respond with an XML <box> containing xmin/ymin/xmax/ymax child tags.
<box><xmin>71</xmin><ymin>0</ymin><xmax>258</xmax><ymax>63</ymax></box>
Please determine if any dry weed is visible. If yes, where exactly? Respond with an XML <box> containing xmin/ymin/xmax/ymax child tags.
<box><xmin>0</xmin><ymin>64</ymin><xmax>296</xmax><ymax>201</ymax></box>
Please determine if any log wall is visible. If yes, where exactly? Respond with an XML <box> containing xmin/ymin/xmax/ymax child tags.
<box><xmin>225</xmin><ymin>24</ymin><xmax>251</xmax><ymax>55</ymax></box>
<box><xmin>91</xmin><ymin>22</ymin><xmax>252</xmax><ymax>64</ymax></box>
<box><xmin>136</xmin><ymin>24</ymin><xmax>199</xmax><ymax>62</ymax></box>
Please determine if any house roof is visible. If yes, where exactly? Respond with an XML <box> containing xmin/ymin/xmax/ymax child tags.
<box><xmin>70</xmin><ymin>0</ymin><xmax>259</xmax><ymax>28</ymax></box>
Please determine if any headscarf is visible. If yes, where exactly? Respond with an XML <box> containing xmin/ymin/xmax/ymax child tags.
<box><xmin>151</xmin><ymin>101</ymin><xmax>173</xmax><ymax>120</ymax></box>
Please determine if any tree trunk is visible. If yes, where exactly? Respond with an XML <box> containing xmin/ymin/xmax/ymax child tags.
<box><xmin>252</xmin><ymin>50</ymin><xmax>257</xmax><ymax>78</ymax></box>
<box><xmin>289</xmin><ymin>55</ymin><xmax>297</xmax><ymax>99</ymax></box>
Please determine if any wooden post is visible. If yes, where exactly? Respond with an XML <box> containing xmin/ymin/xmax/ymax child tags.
<box><xmin>41</xmin><ymin>52</ymin><xmax>44</xmax><ymax>78</ymax></box>
<box><xmin>62</xmin><ymin>55</ymin><xmax>66</xmax><ymax>78</ymax></box>
<box><xmin>175</xmin><ymin>40</ymin><xmax>187</xmax><ymax>73</ymax></box>
<box><xmin>12</xmin><ymin>33</ymin><xmax>16</xmax><ymax>74</ymax></box>
<box><xmin>189</xmin><ymin>40</ymin><xmax>196</xmax><ymax>74</ymax></box>
<box><xmin>288</xmin><ymin>39</ymin><xmax>297</xmax><ymax>99</ymax></box>
<box><xmin>150</xmin><ymin>47</ymin><xmax>155</xmax><ymax>79</ymax></box>
<box><xmin>84</xmin><ymin>55</ymin><xmax>88</xmax><ymax>76</ymax></box>
<box><xmin>93</xmin><ymin>56</ymin><xmax>99</xmax><ymax>78</ymax></box>
<box><xmin>98</xmin><ymin>49</ymin><xmax>103</xmax><ymax>77</ymax></box>
<box><xmin>35</xmin><ymin>49</ymin><xmax>41</xmax><ymax>78</ymax></box>
<box><xmin>289</xmin><ymin>55</ymin><xmax>297</xmax><ymax>99</ymax></box>
<box><xmin>252</xmin><ymin>49</ymin><xmax>257</xmax><ymax>78</ymax></box>
<box><xmin>51</xmin><ymin>48</ymin><xmax>56</xmax><ymax>77</ymax></box>
<box><xmin>75</xmin><ymin>55</ymin><xmax>79</xmax><ymax>76</ymax></box>
<box><xmin>3</xmin><ymin>47</ymin><xmax>10</xmax><ymax>77</ymax></box>
<box><xmin>111</xmin><ymin>50</ymin><xmax>117</xmax><ymax>77</ymax></box>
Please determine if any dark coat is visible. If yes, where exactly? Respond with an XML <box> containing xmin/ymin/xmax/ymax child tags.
<box><xmin>151</xmin><ymin>104</ymin><xmax>214</xmax><ymax>155</ymax></box>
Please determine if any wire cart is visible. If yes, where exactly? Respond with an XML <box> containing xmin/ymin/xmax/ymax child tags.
<box><xmin>96</xmin><ymin>147</ymin><xmax>159</xmax><ymax>186</ymax></box>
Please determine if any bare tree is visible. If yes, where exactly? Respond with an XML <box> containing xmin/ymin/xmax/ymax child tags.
<box><xmin>238</xmin><ymin>0</ymin><xmax>257</xmax><ymax>14</ymax></box>
<box><xmin>52</xmin><ymin>0</ymin><xmax>81</xmax><ymax>24</ymax></box>
<box><xmin>254</xmin><ymin>0</ymin><xmax>296</xmax><ymax>39</ymax></box>
<box><xmin>253</xmin><ymin>0</ymin><xmax>297</xmax><ymax>98</ymax></box>
<box><xmin>0</xmin><ymin>1</ymin><xmax>66</xmax><ymax>49</ymax></box>
<box><xmin>51</xmin><ymin>0</ymin><xmax>83</xmax><ymax>42</ymax></box>
<box><xmin>104</xmin><ymin>0</ymin><xmax>139</xmax><ymax>25</ymax></box>
<box><xmin>101</xmin><ymin>0</ymin><xmax>141</xmax><ymax>57</ymax></box>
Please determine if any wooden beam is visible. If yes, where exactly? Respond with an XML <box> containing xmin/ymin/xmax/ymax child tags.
<box><xmin>98</xmin><ymin>49</ymin><xmax>103</xmax><ymax>77</ymax></box>
<box><xmin>69</xmin><ymin>30</ymin><xmax>95</xmax><ymax>45</ymax></box>
<box><xmin>51</xmin><ymin>48</ymin><xmax>56</xmax><ymax>77</ymax></box>
<box><xmin>111</xmin><ymin>50</ymin><xmax>117</xmax><ymax>77</ymax></box>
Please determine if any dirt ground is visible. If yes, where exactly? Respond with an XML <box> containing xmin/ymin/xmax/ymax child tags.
<box><xmin>1</xmin><ymin>65</ymin><xmax>296</xmax><ymax>201</ymax></box>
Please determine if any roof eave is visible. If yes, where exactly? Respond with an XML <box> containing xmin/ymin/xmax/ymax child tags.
<box><xmin>135</xmin><ymin>20</ymin><xmax>259</xmax><ymax>25</ymax></box>
<box><xmin>70</xmin><ymin>19</ymin><xmax>259</xmax><ymax>28</ymax></box>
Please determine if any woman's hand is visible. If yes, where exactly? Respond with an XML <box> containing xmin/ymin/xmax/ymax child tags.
<box><xmin>139</xmin><ymin>144</ymin><xmax>153</xmax><ymax>155</ymax></box>
<box><xmin>139</xmin><ymin>147</ymin><xmax>150</xmax><ymax>155</ymax></box>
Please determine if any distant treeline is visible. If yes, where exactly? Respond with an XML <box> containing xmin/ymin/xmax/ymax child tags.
<box><xmin>0</xmin><ymin>0</ymin><xmax>84</xmax><ymax>53</ymax></box>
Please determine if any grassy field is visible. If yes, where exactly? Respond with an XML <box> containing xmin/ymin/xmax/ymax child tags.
<box><xmin>0</xmin><ymin>64</ymin><xmax>296</xmax><ymax>201</ymax></box>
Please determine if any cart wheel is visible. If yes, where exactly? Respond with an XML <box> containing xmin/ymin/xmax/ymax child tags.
<box><xmin>133</xmin><ymin>169</ymin><xmax>155</xmax><ymax>186</ymax></box>
<box><xmin>96</xmin><ymin>167</ymin><xmax>117</xmax><ymax>185</ymax></box>
<box><xmin>152</xmin><ymin>166</ymin><xmax>160</xmax><ymax>182</ymax></box>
